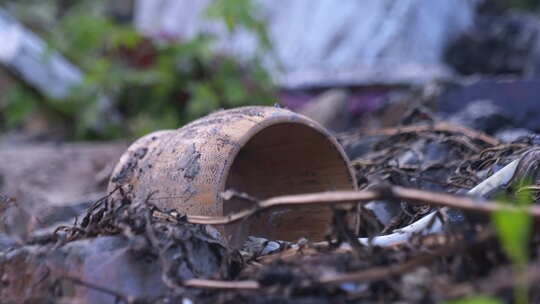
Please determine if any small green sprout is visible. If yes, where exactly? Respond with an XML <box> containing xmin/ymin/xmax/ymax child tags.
<box><xmin>444</xmin><ymin>295</ymin><xmax>503</xmax><ymax>304</ymax></box>
<box><xmin>492</xmin><ymin>179</ymin><xmax>533</xmax><ymax>304</ymax></box>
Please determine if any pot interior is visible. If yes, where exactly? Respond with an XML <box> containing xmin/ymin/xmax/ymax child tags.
<box><xmin>224</xmin><ymin>122</ymin><xmax>355</xmax><ymax>245</ymax></box>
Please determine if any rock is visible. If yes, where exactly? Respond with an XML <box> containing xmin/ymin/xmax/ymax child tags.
<box><xmin>0</xmin><ymin>233</ymin><xmax>229</xmax><ymax>303</ymax></box>
<box><xmin>495</xmin><ymin>128</ymin><xmax>532</xmax><ymax>143</ymax></box>
<box><xmin>438</xmin><ymin>78</ymin><xmax>540</xmax><ymax>132</ymax></box>
<box><xmin>0</xmin><ymin>141</ymin><xmax>126</xmax><ymax>233</ymax></box>
<box><xmin>0</xmin><ymin>233</ymin><xmax>15</xmax><ymax>250</ymax></box>
<box><xmin>445</xmin><ymin>7</ymin><xmax>540</xmax><ymax>76</ymax></box>
<box><xmin>448</xmin><ymin>100</ymin><xmax>512</xmax><ymax>134</ymax></box>
<box><xmin>0</xmin><ymin>236</ymin><xmax>166</xmax><ymax>303</ymax></box>
<box><xmin>299</xmin><ymin>89</ymin><xmax>350</xmax><ymax>131</ymax></box>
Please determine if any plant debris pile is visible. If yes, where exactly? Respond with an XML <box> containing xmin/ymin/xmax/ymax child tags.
<box><xmin>3</xmin><ymin>111</ymin><xmax>540</xmax><ymax>303</ymax></box>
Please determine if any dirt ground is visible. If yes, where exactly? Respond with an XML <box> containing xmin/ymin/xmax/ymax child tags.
<box><xmin>2</xmin><ymin>106</ymin><xmax>540</xmax><ymax>304</ymax></box>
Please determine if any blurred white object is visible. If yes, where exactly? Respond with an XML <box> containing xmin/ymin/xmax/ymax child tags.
<box><xmin>358</xmin><ymin>159</ymin><xmax>520</xmax><ymax>247</ymax></box>
<box><xmin>134</xmin><ymin>0</ymin><xmax>477</xmax><ymax>88</ymax></box>
<box><xmin>0</xmin><ymin>8</ymin><xmax>82</xmax><ymax>99</ymax></box>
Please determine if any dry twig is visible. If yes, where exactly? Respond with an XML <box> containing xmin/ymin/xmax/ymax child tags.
<box><xmin>184</xmin><ymin>278</ymin><xmax>260</xmax><ymax>289</ymax></box>
<box><xmin>186</xmin><ymin>186</ymin><xmax>540</xmax><ymax>226</ymax></box>
<box><xmin>358</xmin><ymin>122</ymin><xmax>501</xmax><ymax>146</ymax></box>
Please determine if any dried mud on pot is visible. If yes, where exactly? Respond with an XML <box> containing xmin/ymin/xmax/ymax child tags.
<box><xmin>108</xmin><ymin>106</ymin><xmax>357</xmax><ymax>246</ymax></box>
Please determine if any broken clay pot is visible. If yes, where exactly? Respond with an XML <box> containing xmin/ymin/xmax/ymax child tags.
<box><xmin>108</xmin><ymin>106</ymin><xmax>357</xmax><ymax>245</ymax></box>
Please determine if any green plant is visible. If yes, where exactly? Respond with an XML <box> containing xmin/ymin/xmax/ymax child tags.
<box><xmin>491</xmin><ymin>180</ymin><xmax>533</xmax><ymax>304</ymax></box>
<box><xmin>490</xmin><ymin>0</ymin><xmax>540</xmax><ymax>11</ymax></box>
<box><xmin>444</xmin><ymin>180</ymin><xmax>534</xmax><ymax>304</ymax></box>
<box><xmin>443</xmin><ymin>296</ymin><xmax>503</xmax><ymax>304</ymax></box>
<box><xmin>206</xmin><ymin>0</ymin><xmax>272</xmax><ymax>51</ymax></box>
<box><xmin>1</xmin><ymin>0</ymin><xmax>276</xmax><ymax>139</ymax></box>
<box><xmin>3</xmin><ymin>84</ymin><xmax>39</xmax><ymax>128</ymax></box>
<box><xmin>504</xmin><ymin>0</ymin><xmax>540</xmax><ymax>10</ymax></box>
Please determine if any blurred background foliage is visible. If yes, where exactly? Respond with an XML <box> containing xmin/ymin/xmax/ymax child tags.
<box><xmin>0</xmin><ymin>0</ymin><xmax>538</xmax><ymax>141</ymax></box>
<box><xmin>504</xmin><ymin>0</ymin><xmax>540</xmax><ymax>11</ymax></box>
<box><xmin>0</xmin><ymin>0</ymin><xmax>276</xmax><ymax>140</ymax></box>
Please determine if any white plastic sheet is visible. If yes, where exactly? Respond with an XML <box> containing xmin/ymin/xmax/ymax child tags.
<box><xmin>134</xmin><ymin>0</ymin><xmax>477</xmax><ymax>88</ymax></box>
<box><xmin>0</xmin><ymin>8</ymin><xmax>83</xmax><ymax>99</ymax></box>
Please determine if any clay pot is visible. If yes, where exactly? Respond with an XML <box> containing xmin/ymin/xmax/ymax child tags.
<box><xmin>108</xmin><ymin>106</ymin><xmax>356</xmax><ymax>246</ymax></box>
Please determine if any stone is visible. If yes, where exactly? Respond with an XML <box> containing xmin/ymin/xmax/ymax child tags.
<box><xmin>299</xmin><ymin>89</ymin><xmax>350</xmax><ymax>131</ymax></box>
<box><xmin>438</xmin><ymin>79</ymin><xmax>540</xmax><ymax>132</ymax></box>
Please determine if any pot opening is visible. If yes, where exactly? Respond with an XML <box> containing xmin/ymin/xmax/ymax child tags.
<box><xmin>223</xmin><ymin>122</ymin><xmax>355</xmax><ymax>244</ymax></box>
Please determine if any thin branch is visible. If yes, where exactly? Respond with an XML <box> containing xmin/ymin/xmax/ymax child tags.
<box><xmin>355</xmin><ymin>122</ymin><xmax>501</xmax><ymax>146</ymax></box>
<box><xmin>186</xmin><ymin>186</ymin><xmax>540</xmax><ymax>225</ymax></box>
<box><xmin>183</xmin><ymin>278</ymin><xmax>260</xmax><ymax>289</ymax></box>
<box><xmin>187</xmin><ymin>191</ymin><xmax>376</xmax><ymax>224</ymax></box>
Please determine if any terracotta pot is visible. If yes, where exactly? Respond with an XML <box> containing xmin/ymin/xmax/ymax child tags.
<box><xmin>108</xmin><ymin>106</ymin><xmax>357</xmax><ymax>246</ymax></box>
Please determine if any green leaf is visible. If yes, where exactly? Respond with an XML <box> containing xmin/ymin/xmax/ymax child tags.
<box><xmin>186</xmin><ymin>83</ymin><xmax>220</xmax><ymax>118</ymax></box>
<box><xmin>491</xmin><ymin>181</ymin><xmax>533</xmax><ymax>304</ymax></box>
<box><xmin>4</xmin><ymin>0</ymin><xmax>276</xmax><ymax>140</ymax></box>
<box><xmin>205</xmin><ymin>0</ymin><xmax>272</xmax><ymax>51</ymax></box>
<box><xmin>443</xmin><ymin>296</ymin><xmax>503</xmax><ymax>304</ymax></box>
<box><xmin>492</xmin><ymin>184</ymin><xmax>533</xmax><ymax>268</ymax></box>
<box><xmin>492</xmin><ymin>208</ymin><xmax>531</xmax><ymax>266</ymax></box>
<box><xmin>3</xmin><ymin>85</ymin><xmax>38</xmax><ymax>127</ymax></box>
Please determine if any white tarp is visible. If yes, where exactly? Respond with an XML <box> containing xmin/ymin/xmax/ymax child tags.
<box><xmin>135</xmin><ymin>0</ymin><xmax>478</xmax><ymax>88</ymax></box>
<box><xmin>0</xmin><ymin>8</ymin><xmax>82</xmax><ymax>99</ymax></box>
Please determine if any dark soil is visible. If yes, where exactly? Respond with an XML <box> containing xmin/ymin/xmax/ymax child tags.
<box><xmin>2</xmin><ymin>107</ymin><xmax>540</xmax><ymax>304</ymax></box>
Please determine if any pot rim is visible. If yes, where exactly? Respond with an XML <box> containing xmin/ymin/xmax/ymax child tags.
<box><xmin>217</xmin><ymin>108</ymin><xmax>358</xmax><ymax>205</ymax></box>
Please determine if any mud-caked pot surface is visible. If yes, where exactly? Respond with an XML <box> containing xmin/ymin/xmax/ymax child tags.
<box><xmin>108</xmin><ymin>106</ymin><xmax>356</xmax><ymax>246</ymax></box>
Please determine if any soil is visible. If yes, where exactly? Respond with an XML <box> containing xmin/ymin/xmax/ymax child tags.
<box><xmin>2</xmin><ymin>107</ymin><xmax>540</xmax><ymax>303</ymax></box>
